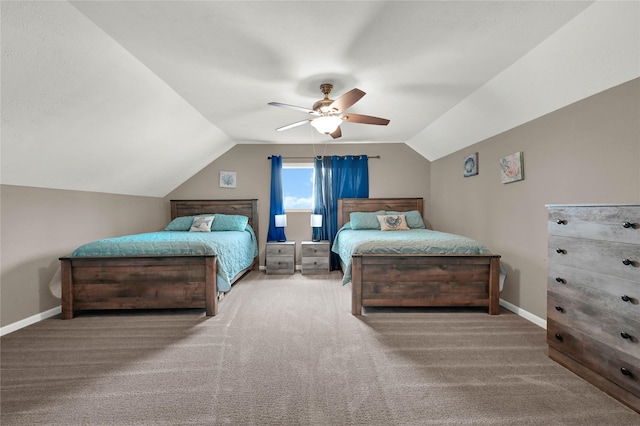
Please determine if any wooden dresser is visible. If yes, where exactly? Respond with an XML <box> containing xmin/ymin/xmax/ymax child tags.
<box><xmin>265</xmin><ymin>241</ymin><xmax>295</xmax><ymax>275</ymax></box>
<box><xmin>546</xmin><ymin>204</ymin><xmax>640</xmax><ymax>413</ymax></box>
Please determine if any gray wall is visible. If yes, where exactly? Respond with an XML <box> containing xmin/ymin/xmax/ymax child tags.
<box><xmin>428</xmin><ymin>78</ymin><xmax>640</xmax><ymax>319</ymax></box>
<box><xmin>165</xmin><ymin>143</ymin><xmax>431</xmax><ymax>266</ymax></box>
<box><xmin>0</xmin><ymin>186</ymin><xmax>165</xmax><ymax>327</ymax></box>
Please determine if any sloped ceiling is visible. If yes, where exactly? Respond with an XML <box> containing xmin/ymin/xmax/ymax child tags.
<box><xmin>1</xmin><ymin>1</ymin><xmax>638</xmax><ymax>197</ymax></box>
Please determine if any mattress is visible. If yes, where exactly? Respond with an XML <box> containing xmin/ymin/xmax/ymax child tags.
<box><xmin>332</xmin><ymin>227</ymin><xmax>504</xmax><ymax>289</ymax></box>
<box><xmin>70</xmin><ymin>227</ymin><xmax>258</xmax><ymax>292</ymax></box>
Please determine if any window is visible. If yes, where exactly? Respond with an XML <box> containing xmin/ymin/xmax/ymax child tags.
<box><xmin>282</xmin><ymin>164</ymin><xmax>313</xmax><ymax>210</ymax></box>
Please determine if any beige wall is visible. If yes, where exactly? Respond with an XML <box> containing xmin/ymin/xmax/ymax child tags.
<box><xmin>165</xmin><ymin>143</ymin><xmax>431</xmax><ymax>265</ymax></box>
<box><xmin>0</xmin><ymin>185</ymin><xmax>165</xmax><ymax>327</ymax></box>
<box><xmin>429</xmin><ymin>78</ymin><xmax>640</xmax><ymax>319</ymax></box>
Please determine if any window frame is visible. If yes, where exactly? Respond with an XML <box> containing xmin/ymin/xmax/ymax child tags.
<box><xmin>282</xmin><ymin>162</ymin><xmax>314</xmax><ymax>212</ymax></box>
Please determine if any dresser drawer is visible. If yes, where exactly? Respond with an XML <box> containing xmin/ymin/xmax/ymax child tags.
<box><xmin>548</xmin><ymin>206</ymin><xmax>640</xmax><ymax>244</ymax></box>
<box><xmin>548</xmin><ymin>235</ymin><xmax>640</xmax><ymax>281</ymax></box>
<box><xmin>548</xmin><ymin>320</ymin><xmax>640</xmax><ymax>397</ymax></box>
<box><xmin>548</xmin><ymin>264</ymin><xmax>640</xmax><ymax>320</ymax></box>
<box><xmin>548</xmin><ymin>290</ymin><xmax>640</xmax><ymax>358</ymax></box>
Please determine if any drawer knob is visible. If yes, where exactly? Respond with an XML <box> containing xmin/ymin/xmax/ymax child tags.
<box><xmin>556</xmin><ymin>219</ymin><xmax>567</xmax><ymax>225</ymax></box>
<box><xmin>555</xmin><ymin>306</ymin><xmax>565</xmax><ymax>313</ymax></box>
<box><xmin>555</xmin><ymin>333</ymin><xmax>563</xmax><ymax>341</ymax></box>
<box><xmin>621</xmin><ymin>295</ymin><xmax>632</xmax><ymax>302</ymax></box>
<box><xmin>556</xmin><ymin>248</ymin><xmax>566</xmax><ymax>255</ymax></box>
<box><xmin>555</xmin><ymin>277</ymin><xmax>566</xmax><ymax>284</ymax></box>
<box><xmin>622</xmin><ymin>222</ymin><xmax>634</xmax><ymax>229</ymax></box>
<box><xmin>620</xmin><ymin>367</ymin><xmax>633</xmax><ymax>377</ymax></box>
<box><xmin>620</xmin><ymin>331</ymin><xmax>632</xmax><ymax>340</ymax></box>
<box><xmin>622</xmin><ymin>258</ymin><xmax>634</xmax><ymax>266</ymax></box>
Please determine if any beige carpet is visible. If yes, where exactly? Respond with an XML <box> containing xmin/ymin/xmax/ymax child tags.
<box><xmin>1</xmin><ymin>271</ymin><xmax>638</xmax><ymax>425</ymax></box>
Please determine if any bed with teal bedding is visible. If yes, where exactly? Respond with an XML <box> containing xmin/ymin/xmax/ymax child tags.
<box><xmin>337</xmin><ymin>198</ymin><xmax>502</xmax><ymax>315</ymax></box>
<box><xmin>59</xmin><ymin>199</ymin><xmax>259</xmax><ymax>319</ymax></box>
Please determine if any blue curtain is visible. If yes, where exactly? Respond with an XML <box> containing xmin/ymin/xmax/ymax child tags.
<box><xmin>313</xmin><ymin>155</ymin><xmax>368</xmax><ymax>269</ymax></box>
<box><xmin>267</xmin><ymin>155</ymin><xmax>287</xmax><ymax>242</ymax></box>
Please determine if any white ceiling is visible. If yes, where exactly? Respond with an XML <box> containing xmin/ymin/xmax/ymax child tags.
<box><xmin>1</xmin><ymin>1</ymin><xmax>638</xmax><ymax>197</ymax></box>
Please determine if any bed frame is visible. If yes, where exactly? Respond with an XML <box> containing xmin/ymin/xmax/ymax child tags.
<box><xmin>59</xmin><ymin>199</ymin><xmax>259</xmax><ymax>319</ymax></box>
<box><xmin>338</xmin><ymin>198</ymin><xmax>501</xmax><ymax>315</ymax></box>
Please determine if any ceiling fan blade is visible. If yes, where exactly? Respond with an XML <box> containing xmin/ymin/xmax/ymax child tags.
<box><xmin>330</xmin><ymin>126</ymin><xmax>342</xmax><ymax>139</ymax></box>
<box><xmin>329</xmin><ymin>88</ymin><xmax>365</xmax><ymax>112</ymax></box>
<box><xmin>275</xmin><ymin>119</ymin><xmax>311</xmax><ymax>132</ymax></box>
<box><xmin>268</xmin><ymin>102</ymin><xmax>318</xmax><ymax>116</ymax></box>
<box><xmin>341</xmin><ymin>113</ymin><xmax>390</xmax><ymax>126</ymax></box>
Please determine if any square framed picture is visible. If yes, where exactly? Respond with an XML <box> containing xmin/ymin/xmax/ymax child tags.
<box><xmin>219</xmin><ymin>171</ymin><xmax>237</xmax><ymax>188</ymax></box>
<box><xmin>463</xmin><ymin>152</ymin><xmax>478</xmax><ymax>177</ymax></box>
<box><xmin>500</xmin><ymin>152</ymin><xmax>524</xmax><ymax>184</ymax></box>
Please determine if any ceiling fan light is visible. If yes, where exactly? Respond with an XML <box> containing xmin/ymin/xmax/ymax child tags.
<box><xmin>310</xmin><ymin>116</ymin><xmax>342</xmax><ymax>134</ymax></box>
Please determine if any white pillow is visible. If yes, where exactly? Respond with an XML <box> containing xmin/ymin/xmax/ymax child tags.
<box><xmin>189</xmin><ymin>215</ymin><xmax>214</xmax><ymax>232</ymax></box>
<box><xmin>377</xmin><ymin>214</ymin><xmax>410</xmax><ymax>231</ymax></box>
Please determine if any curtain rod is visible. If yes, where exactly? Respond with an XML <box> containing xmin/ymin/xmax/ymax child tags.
<box><xmin>267</xmin><ymin>155</ymin><xmax>380</xmax><ymax>160</ymax></box>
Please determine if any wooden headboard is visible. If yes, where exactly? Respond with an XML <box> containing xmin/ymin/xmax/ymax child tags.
<box><xmin>170</xmin><ymin>199</ymin><xmax>259</xmax><ymax>240</ymax></box>
<box><xmin>337</xmin><ymin>198</ymin><xmax>424</xmax><ymax>229</ymax></box>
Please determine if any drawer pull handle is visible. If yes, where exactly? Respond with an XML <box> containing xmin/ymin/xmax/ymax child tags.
<box><xmin>555</xmin><ymin>333</ymin><xmax>563</xmax><ymax>341</ymax></box>
<box><xmin>622</xmin><ymin>222</ymin><xmax>634</xmax><ymax>229</ymax></box>
<box><xmin>555</xmin><ymin>306</ymin><xmax>564</xmax><ymax>313</ymax></box>
<box><xmin>555</xmin><ymin>277</ymin><xmax>566</xmax><ymax>284</ymax></box>
<box><xmin>621</xmin><ymin>367</ymin><xmax>633</xmax><ymax>377</ymax></box>
<box><xmin>556</xmin><ymin>219</ymin><xmax>567</xmax><ymax>225</ymax></box>
<box><xmin>621</xmin><ymin>295</ymin><xmax>632</xmax><ymax>302</ymax></box>
<box><xmin>622</xmin><ymin>258</ymin><xmax>633</xmax><ymax>266</ymax></box>
<box><xmin>620</xmin><ymin>331</ymin><xmax>632</xmax><ymax>340</ymax></box>
<box><xmin>556</xmin><ymin>248</ymin><xmax>566</xmax><ymax>255</ymax></box>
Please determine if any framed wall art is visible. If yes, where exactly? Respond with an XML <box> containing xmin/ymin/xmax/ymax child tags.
<box><xmin>500</xmin><ymin>152</ymin><xmax>524</xmax><ymax>184</ymax></box>
<box><xmin>463</xmin><ymin>152</ymin><xmax>478</xmax><ymax>177</ymax></box>
<box><xmin>219</xmin><ymin>171</ymin><xmax>237</xmax><ymax>188</ymax></box>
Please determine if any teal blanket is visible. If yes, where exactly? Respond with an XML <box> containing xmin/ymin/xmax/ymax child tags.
<box><xmin>332</xmin><ymin>226</ymin><xmax>501</xmax><ymax>286</ymax></box>
<box><xmin>71</xmin><ymin>228</ymin><xmax>258</xmax><ymax>292</ymax></box>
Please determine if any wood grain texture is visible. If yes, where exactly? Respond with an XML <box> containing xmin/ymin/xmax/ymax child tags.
<box><xmin>59</xmin><ymin>199</ymin><xmax>257</xmax><ymax>319</ymax></box>
<box><xmin>339</xmin><ymin>198</ymin><xmax>500</xmax><ymax>316</ymax></box>
<box><xmin>547</xmin><ymin>204</ymin><xmax>640</xmax><ymax>413</ymax></box>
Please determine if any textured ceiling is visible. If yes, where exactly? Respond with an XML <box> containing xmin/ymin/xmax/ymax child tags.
<box><xmin>1</xmin><ymin>1</ymin><xmax>638</xmax><ymax>197</ymax></box>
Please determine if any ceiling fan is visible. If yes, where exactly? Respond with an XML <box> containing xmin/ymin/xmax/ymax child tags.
<box><xmin>268</xmin><ymin>83</ymin><xmax>390</xmax><ymax>139</ymax></box>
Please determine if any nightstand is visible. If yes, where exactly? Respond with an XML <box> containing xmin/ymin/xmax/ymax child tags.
<box><xmin>301</xmin><ymin>241</ymin><xmax>330</xmax><ymax>274</ymax></box>
<box><xmin>265</xmin><ymin>241</ymin><xmax>295</xmax><ymax>274</ymax></box>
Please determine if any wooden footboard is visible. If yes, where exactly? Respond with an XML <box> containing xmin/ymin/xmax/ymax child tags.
<box><xmin>60</xmin><ymin>255</ymin><xmax>217</xmax><ymax>319</ymax></box>
<box><xmin>351</xmin><ymin>253</ymin><xmax>501</xmax><ymax>315</ymax></box>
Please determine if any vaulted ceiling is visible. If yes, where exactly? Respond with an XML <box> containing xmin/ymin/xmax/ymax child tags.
<box><xmin>2</xmin><ymin>1</ymin><xmax>638</xmax><ymax>197</ymax></box>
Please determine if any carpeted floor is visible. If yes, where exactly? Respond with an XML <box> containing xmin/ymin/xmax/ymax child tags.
<box><xmin>1</xmin><ymin>271</ymin><xmax>638</xmax><ymax>425</ymax></box>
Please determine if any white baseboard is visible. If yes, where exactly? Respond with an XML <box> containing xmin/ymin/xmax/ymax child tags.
<box><xmin>0</xmin><ymin>296</ymin><xmax>547</xmax><ymax>336</ymax></box>
<box><xmin>0</xmin><ymin>306</ymin><xmax>61</xmax><ymax>337</ymax></box>
<box><xmin>500</xmin><ymin>299</ymin><xmax>547</xmax><ymax>329</ymax></box>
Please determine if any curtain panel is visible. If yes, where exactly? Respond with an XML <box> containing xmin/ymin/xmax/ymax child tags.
<box><xmin>267</xmin><ymin>155</ymin><xmax>287</xmax><ymax>242</ymax></box>
<box><xmin>313</xmin><ymin>155</ymin><xmax>369</xmax><ymax>269</ymax></box>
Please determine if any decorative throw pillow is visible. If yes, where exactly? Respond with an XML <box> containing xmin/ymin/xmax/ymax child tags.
<box><xmin>350</xmin><ymin>211</ymin><xmax>386</xmax><ymax>230</ymax></box>
<box><xmin>189</xmin><ymin>215</ymin><xmax>214</xmax><ymax>232</ymax></box>
<box><xmin>210</xmin><ymin>214</ymin><xmax>249</xmax><ymax>231</ymax></box>
<box><xmin>165</xmin><ymin>216</ymin><xmax>195</xmax><ymax>231</ymax></box>
<box><xmin>386</xmin><ymin>210</ymin><xmax>426</xmax><ymax>229</ymax></box>
<box><xmin>377</xmin><ymin>214</ymin><xmax>410</xmax><ymax>231</ymax></box>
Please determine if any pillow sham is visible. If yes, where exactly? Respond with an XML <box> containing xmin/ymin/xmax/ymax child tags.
<box><xmin>189</xmin><ymin>215</ymin><xmax>214</xmax><ymax>232</ymax></box>
<box><xmin>377</xmin><ymin>214</ymin><xmax>410</xmax><ymax>231</ymax></box>
<box><xmin>164</xmin><ymin>215</ymin><xmax>195</xmax><ymax>231</ymax></box>
<box><xmin>350</xmin><ymin>210</ymin><xmax>386</xmax><ymax>230</ymax></box>
<box><xmin>386</xmin><ymin>210</ymin><xmax>426</xmax><ymax>229</ymax></box>
<box><xmin>210</xmin><ymin>214</ymin><xmax>249</xmax><ymax>232</ymax></box>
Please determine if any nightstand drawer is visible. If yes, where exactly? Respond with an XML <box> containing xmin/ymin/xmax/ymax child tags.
<box><xmin>301</xmin><ymin>241</ymin><xmax>330</xmax><ymax>274</ymax></box>
<box><xmin>266</xmin><ymin>243</ymin><xmax>295</xmax><ymax>257</ymax></box>
<box><xmin>266</xmin><ymin>242</ymin><xmax>295</xmax><ymax>275</ymax></box>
